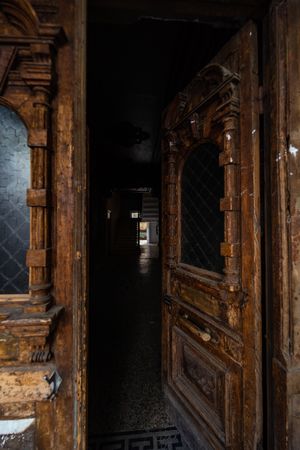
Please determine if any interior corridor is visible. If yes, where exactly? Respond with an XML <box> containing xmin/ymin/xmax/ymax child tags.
<box><xmin>87</xmin><ymin>13</ymin><xmax>238</xmax><ymax>450</ymax></box>
<box><xmin>89</xmin><ymin>246</ymin><xmax>168</xmax><ymax>433</ymax></box>
<box><xmin>88</xmin><ymin>246</ymin><xmax>191</xmax><ymax>448</ymax></box>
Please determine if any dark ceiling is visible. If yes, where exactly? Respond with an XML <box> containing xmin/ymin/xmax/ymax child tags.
<box><xmin>87</xmin><ymin>0</ymin><xmax>269</xmax><ymax>191</ymax></box>
<box><xmin>88</xmin><ymin>0</ymin><xmax>269</xmax><ymax>25</ymax></box>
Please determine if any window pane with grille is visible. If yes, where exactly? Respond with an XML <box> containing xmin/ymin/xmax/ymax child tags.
<box><xmin>0</xmin><ymin>106</ymin><xmax>30</xmax><ymax>294</ymax></box>
<box><xmin>181</xmin><ymin>143</ymin><xmax>224</xmax><ymax>273</ymax></box>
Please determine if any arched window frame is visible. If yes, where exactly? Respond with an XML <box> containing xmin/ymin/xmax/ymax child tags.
<box><xmin>162</xmin><ymin>64</ymin><xmax>241</xmax><ymax>291</ymax></box>
<box><xmin>0</xmin><ymin>0</ymin><xmax>65</xmax><ymax>311</ymax></box>
<box><xmin>179</xmin><ymin>141</ymin><xmax>225</xmax><ymax>274</ymax></box>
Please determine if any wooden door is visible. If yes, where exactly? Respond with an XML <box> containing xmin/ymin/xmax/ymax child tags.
<box><xmin>162</xmin><ymin>21</ymin><xmax>261</xmax><ymax>449</ymax></box>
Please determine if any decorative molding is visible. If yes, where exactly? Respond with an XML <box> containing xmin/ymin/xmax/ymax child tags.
<box><xmin>164</xmin><ymin>64</ymin><xmax>239</xmax><ymax>130</ymax></box>
<box><xmin>0</xmin><ymin>1</ymin><xmax>65</xmax><ymax>309</ymax></box>
<box><xmin>0</xmin><ymin>46</ymin><xmax>16</xmax><ymax>93</ymax></box>
<box><xmin>0</xmin><ymin>0</ymin><xmax>40</xmax><ymax>36</ymax></box>
<box><xmin>0</xmin><ymin>0</ymin><xmax>65</xmax><ymax>365</ymax></box>
<box><xmin>0</xmin><ymin>303</ymin><xmax>63</xmax><ymax>363</ymax></box>
<box><xmin>163</xmin><ymin>63</ymin><xmax>241</xmax><ymax>292</ymax></box>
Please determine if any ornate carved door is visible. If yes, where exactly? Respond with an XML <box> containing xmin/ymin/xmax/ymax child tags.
<box><xmin>162</xmin><ymin>22</ymin><xmax>262</xmax><ymax>449</ymax></box>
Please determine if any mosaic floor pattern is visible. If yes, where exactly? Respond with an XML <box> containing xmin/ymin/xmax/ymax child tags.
<box><xmin>88</xmin><ymin>426</ymin><xmax>190</xmax><ymax>450</ymax></box>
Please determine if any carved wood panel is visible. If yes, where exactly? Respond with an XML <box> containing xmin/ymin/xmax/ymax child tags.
<box><xmin>162</xmin><ymin>21</ymin><xmax>261</xmax><ymax>450</ymax></box>
<box><xmin>171</xmin><ymin>326</ymin><xmax>242</xmax><ymax>448</ymax></box>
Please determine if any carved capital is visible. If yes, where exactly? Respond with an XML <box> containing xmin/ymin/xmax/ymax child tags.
<box><xmin>0</xmin><ymin>301</ymin><xmax>63</xmax><ymax>364</ymax></box>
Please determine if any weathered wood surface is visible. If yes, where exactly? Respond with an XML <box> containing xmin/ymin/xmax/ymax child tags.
<box><xmin>0</xmin><ymin>0</ymin><xmax>74</xmax><ymax>448</ymax></box>
<box><xmin>0</xmin><ymin>366</ymin><xmax>56</xmax><ymax>403</ymax></box>
<box><xmin>0</xmin><ymin>0</ymin><xmax>300</xmax><ymax>448</ymax></box>
<box><xmin>264</xmin><ymin>0</ymin><xmax>300</xmax><ymax>447</ymax></box>
<box><xmin>162</xmin><ymin>21</ymin><xmax>262</xmax><ymax>449</ymax></box>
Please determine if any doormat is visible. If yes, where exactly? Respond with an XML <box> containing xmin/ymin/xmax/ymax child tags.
<box><xmin>88</xmin><ymin>426</ymin><xmax>189</xmax><ymax>450</ymax></box>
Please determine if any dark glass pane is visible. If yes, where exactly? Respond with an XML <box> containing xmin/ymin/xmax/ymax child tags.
<box><xmin>181</xmin><ymin>143</ymin><xmax>224</xmax><ymax>273</ymax></box>
<box><xmin>0</xmin><ymin>105</ymin><xmax>30</xmax><ymax>294</ymax></box>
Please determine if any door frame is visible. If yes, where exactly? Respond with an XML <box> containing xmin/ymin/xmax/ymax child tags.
<box><xmin>263</xmin><ymin>0</ymin><xmax>300</xmax><ymax>447</ymax></box>
<box><xmin>75</xmin><ymin>1</ymin><xmax>300</xmax><ymax>448</ymax></box>
<box><xmin>73</xmin><ymin>0</ymin><xmax>88</xmax><ymax>448</ymax></box>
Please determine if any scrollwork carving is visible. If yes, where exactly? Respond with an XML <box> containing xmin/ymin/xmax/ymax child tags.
<box><xmin>164</xmin><ymin>64</ymin><xmax>239</xmax><ymax>129</ymax></box>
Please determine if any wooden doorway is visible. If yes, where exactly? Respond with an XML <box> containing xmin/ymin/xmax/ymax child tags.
<box><xmin>3</xmin><ymin>1</ymin><xmax>300</xmax><ymax>448</ymax></box>
<box><xmin>87</xmin><ymin>10</ymin><xmax>263</xmax><ymax>450</ymax></box>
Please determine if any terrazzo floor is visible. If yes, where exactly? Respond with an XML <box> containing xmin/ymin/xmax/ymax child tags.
<box><xmin>88</xmin><ymin>245</ymin><xmax>172</xmax><ymax>435</ymax></box>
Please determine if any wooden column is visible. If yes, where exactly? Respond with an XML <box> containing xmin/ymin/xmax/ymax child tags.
<box><xmin>219</xmin><ymin>114</ymin><xmax>240</xmax><ymax>289</ymax></box>
<box><xmin>26</xmin><ymin>45</ymin><xmax>54</xmax><ymax>310</ymax></box>
<box><xmin>164</xmin><ymin>132</ymin><xmax>178</xmax><ymax>272</ymax></box>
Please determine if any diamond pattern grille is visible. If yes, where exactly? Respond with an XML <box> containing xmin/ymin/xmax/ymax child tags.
<box><xmin>0</xmin><ymin>106</ymin><xmax>30</xmax><ymax>294</ymax></box>
<box><xmin>181</xmin><ymin>143</ymin><xmax>224</xmax><ymax>273</ymax></box>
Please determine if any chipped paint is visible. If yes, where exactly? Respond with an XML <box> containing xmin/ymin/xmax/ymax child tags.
<box><xmin>289</xmin><ymin>144</ymin><xmax>299</xmax><ymax>156</ymax></box>
<box><xmin>226</xmin><ymin>132</ymin><xmax>232</xmax><ymax>141</ymax></box>
<box><xmin>0</xmin><ymin>418</ymin><xmax>34</xmax><ymax>435</ymax></box>
<box><xmin>0</xmin><ymin>367</ymin><xmax>54</xmax><ymax>403</ymax></box>
<box><xmin>252</xmin><ymin>129</ymin><xmax>256</xmax><ymax>135</ymax></box>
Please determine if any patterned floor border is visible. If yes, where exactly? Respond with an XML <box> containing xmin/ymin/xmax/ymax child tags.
<box><xmin>88</xmin><ymin>426</ymin><xmax>189</xmax><ymax>450</ymax></box>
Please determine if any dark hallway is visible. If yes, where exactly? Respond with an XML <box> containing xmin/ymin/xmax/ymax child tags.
<box><xmin>87</xmin><ymin>8</ymin><xmax>238</xmax><ymax>449</ymax></box>
<box><xmin>88</xmin><ymin>248</ymin><xmax>190</xmax><ymax>447</ymax></box>
<box><xmin>89</xmin><ymin>247</ymin><xmax>165</xmax><ymax>434</ymax></box>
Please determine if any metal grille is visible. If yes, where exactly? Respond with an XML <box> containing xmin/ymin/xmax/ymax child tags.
<box><xmin>181</xmin><ymin>143</ymin><xmax>224</xmax><ymax>273</ymax></box>
<box><xmin>0</xmin><ymin>106</ymin><xmax>30</xmax><ymax>294</ymax></box>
